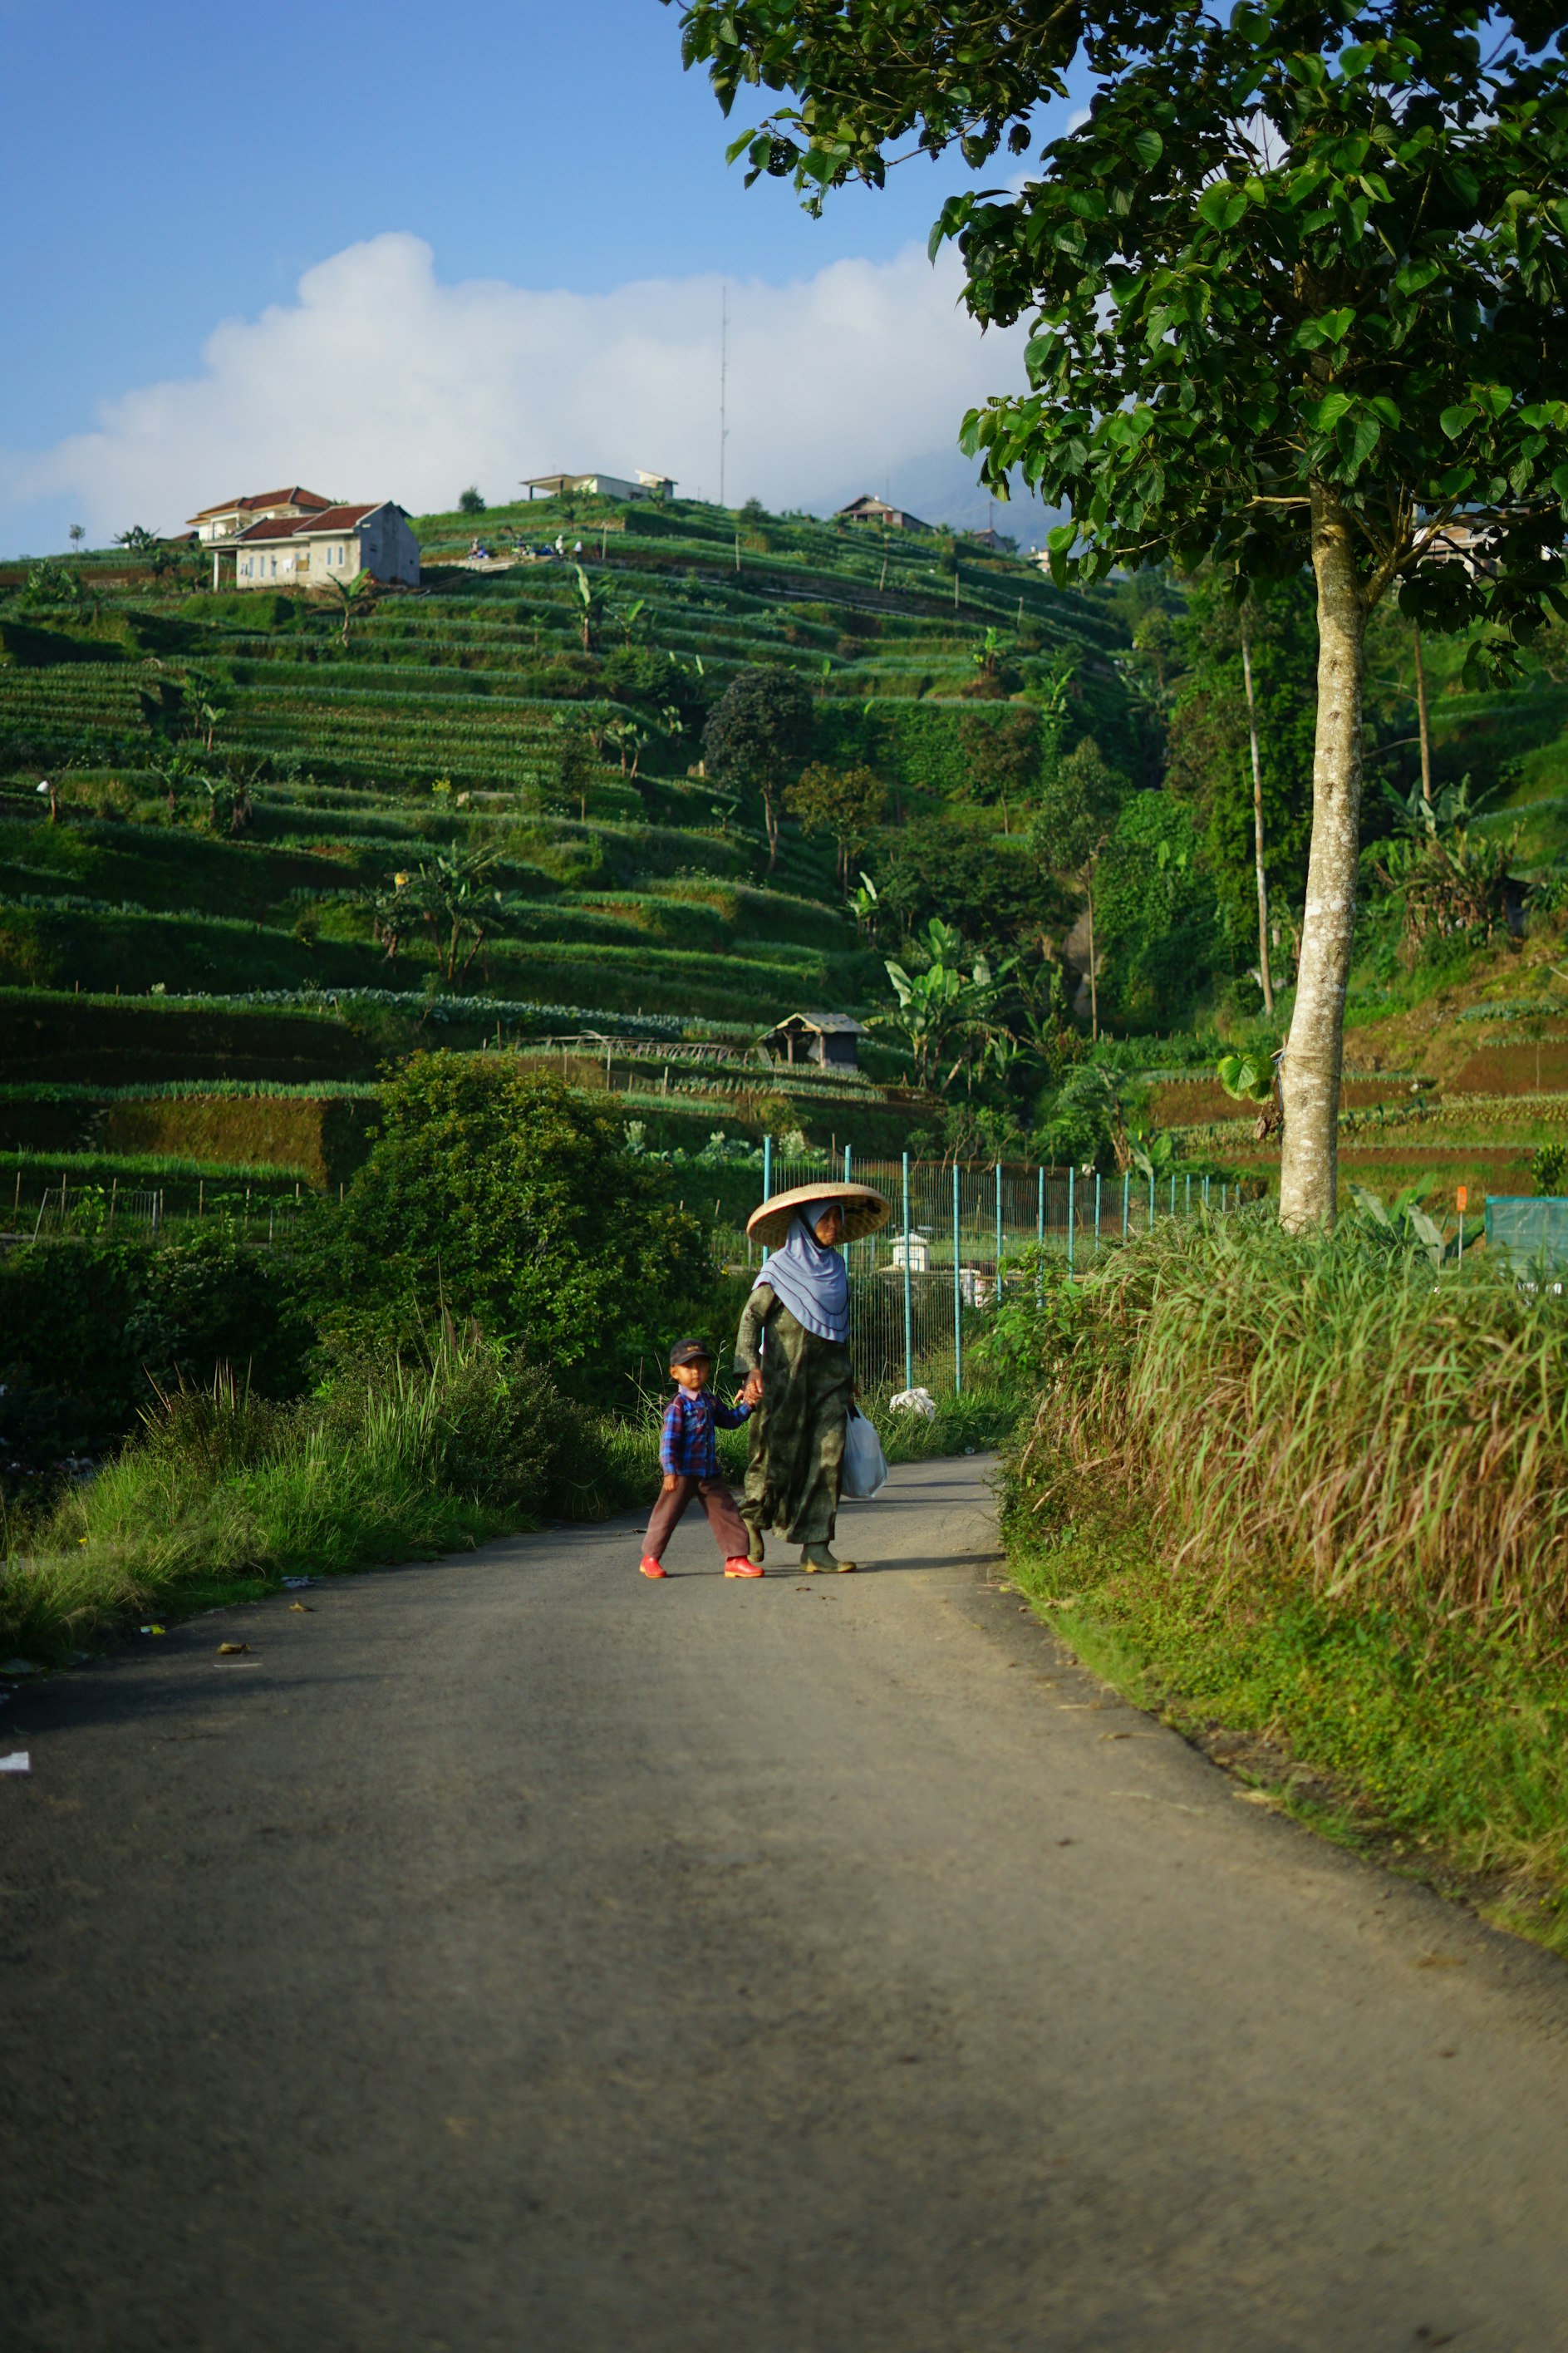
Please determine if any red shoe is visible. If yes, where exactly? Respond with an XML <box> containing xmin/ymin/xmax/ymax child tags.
<box><xmin>640</xmin><ymin>1555</ymin><xmax>667</xmax><ymax>1579</ymax></box>
<box><xmin>724</xmin><ymin>1557</ymin><xmax>764</xmax><ymax>1578</ymax></box>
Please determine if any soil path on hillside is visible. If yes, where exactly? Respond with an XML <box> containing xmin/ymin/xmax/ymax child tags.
<box><xmin>7</xmin><ymin>1456</ymin><xmax>1568</xmax><ymax>2351</ymax></box>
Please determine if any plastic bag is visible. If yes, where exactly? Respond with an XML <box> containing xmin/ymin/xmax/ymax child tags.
<box><xmin>842</xmin><ymin>1405</ymin><xmax>889</xmax><ymax>1500</ymax></box>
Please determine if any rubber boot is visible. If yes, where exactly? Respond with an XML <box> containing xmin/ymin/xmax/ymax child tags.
<box><xmin>799</xmin><ymin>1543</ymin><xmax>855</xmax><ymax>1573</ymax></box>
<box><xmin>741</xmin><ymin>1515</ymin><xmax>765</xmax><ymax>1566</ymax></box>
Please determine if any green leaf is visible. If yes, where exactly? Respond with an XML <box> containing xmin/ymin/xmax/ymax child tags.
<box><xmin>1308</xmin><ymin>390</ymin><xmax>1354</xmax><ymax>431</ymax></box>
<box><xmin>1440</xmin><ymin>402</ymin><xmax>1477</xmax><ymax>440</ymax></box>
<box><xmin>1318</xmin><ymin>306</ymin><xmax>1357</xmax><ymax>344</ymax></box>
<box><xmin>1133</xmin><ymin>129</ymin><xmax>1162</xmax><ymax>169</ymax></box>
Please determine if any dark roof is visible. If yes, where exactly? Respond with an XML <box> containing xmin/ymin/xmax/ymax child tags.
<box><xmin>233</xmin><ymin>516</ymin><xmax>312</xmax><ymax>543</ymax></box>
<box><xmin>233</xmin><ymin>502</ymin><xmax>388</xmax><ymax>545</ymax></box>
<box><xmin>295</xmin><ymin>503</ymin><xmax>384</xmax><ymax>534</ymax></box>
<box><xmin>763</xmin><ymin>1011</ymin><xmax>868</xmax><ymax>1036</ymax></box>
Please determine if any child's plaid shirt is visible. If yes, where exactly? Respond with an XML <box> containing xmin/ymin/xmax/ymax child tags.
<box><xmin>660</xmin><ymin>1388</ymin><xmax>750</xmax><ymax>1479</ymax></box>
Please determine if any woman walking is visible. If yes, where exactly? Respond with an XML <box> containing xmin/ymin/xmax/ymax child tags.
<box><xmin>735</xmin><ymin>1180</ymin><xmax>890</xmax><ymax>1573</ymax></box>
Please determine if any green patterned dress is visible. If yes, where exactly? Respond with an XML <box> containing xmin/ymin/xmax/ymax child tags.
<box><xmin>733</xmin><ymin>1282</ymin><xmax>853</xmax><ymax>1545</ymax></box>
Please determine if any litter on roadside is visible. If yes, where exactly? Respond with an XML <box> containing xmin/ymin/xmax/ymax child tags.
<box><xmin>1</xmin><ymin>1658</ymin><xmax>39</xmax><ymax>1676</ymax></box>
<box><xmin>0</xmin><ymin>1752</ymin><xmax>31</xmax><ymax>1774</ymax></box>
<box><xmin>216</xmin><ymin>1642</ymin><xmax>249</xmax><ymax>1656</ymax></box>
<box><xmin>139</xmin><ymin>1625</ymin><xmax>166</xmax><ymax>1637</ymax></box>
<box><xmin>280</xmin><ymin>1577</ymin><xmax>315</xmax><ymax>1590</ymax></box>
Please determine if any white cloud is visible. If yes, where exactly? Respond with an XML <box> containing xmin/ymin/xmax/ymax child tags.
<box><xmin>3</xmin><ymin>231</ymin><xmax>1033</xmax><ymax>541</ymax></box>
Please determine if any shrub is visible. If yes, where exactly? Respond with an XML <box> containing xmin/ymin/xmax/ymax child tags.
<box><xmin>297</xmin><ymin>1055</ymin><xmax>711</xmax><ymax>1393</ymax></box>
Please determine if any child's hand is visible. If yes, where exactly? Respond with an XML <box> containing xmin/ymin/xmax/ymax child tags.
<box><xmin>661</xmin><ymin>1473</ymin><xmax>679</xmax><ymax>1492</ymax></box>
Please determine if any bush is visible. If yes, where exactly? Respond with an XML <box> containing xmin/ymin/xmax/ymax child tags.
<box><xmin>297</xmin><ymin>1055</ymin><xmax>712</xmax><ymax>1393</ymax></box>
<box><xmin>0</xmin><ymin>1333</ymin><xmax>563</xmax><ymax>1656</ymax></box>
<box><xmin>0</xmin><ymin>1227</ymin><xmax>314</xmax><ymax>1473</ymax></box>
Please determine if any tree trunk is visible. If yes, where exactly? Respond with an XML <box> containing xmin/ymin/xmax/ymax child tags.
<box><xmin>1278</xmin><ymin>486</ymin><xmax>1366</xmax><ymax>1231</ymax></box>
<box><xmin>1085</xmin><ymin>871</ymin><xmax>1099</xmax><ymax>1044</ymax></box>
<box><xmin>1413</xmin><ymin>625</ymin><xmax>1433</xmax><ymax>814</ymax></box>
<box><xmin>1240</xmin><ymin>623</ymin><xmax>1274</xmax><ymax>1017</ymax></box>
<box><xmin>764</xmin><ymin>788</ymin><xmax>779</xmax><ymax>869</ymax></box>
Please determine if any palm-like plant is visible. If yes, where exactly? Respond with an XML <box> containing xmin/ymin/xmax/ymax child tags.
<box><xmin>312</xmin><ymin>569</ymin><xmax>381</xmax><ymax>648</ymax></box>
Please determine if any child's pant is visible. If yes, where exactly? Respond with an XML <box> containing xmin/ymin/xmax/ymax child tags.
<box><xmin>646</xmin><ymin>1474</ymin><xmax>749</xmax><ymax>1561</ymax></box>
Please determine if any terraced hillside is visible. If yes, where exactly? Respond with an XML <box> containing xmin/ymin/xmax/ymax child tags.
<box><xmin>0</xmin><ymin>495</ymin><xmax>1132</xmax><ymax>1209</ymax></box>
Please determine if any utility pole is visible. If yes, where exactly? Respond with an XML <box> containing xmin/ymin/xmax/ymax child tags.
<box><xmin>719</xmin><ymin>284</ymin><xmax>729</xmax><ymax>509</ymax></box>
<box><xmin>1241</xmin><ymin>618</ymin><xmax>1275</xmax><ymax>1016</ymax></box>
<box><xmin>1413</xmin><ymin>623</ymin><xmax>1434</xmax><ymax>814</ymax></box>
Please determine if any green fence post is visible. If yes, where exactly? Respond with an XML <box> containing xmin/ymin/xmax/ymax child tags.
<box><xmin>952</xmin><ymin>1162</ymin><xmax>963</xmax><ymax>1396</ymax></box>
<box><xmin>1067</xmin><ymin>1165</ymin><xmax>1075</xmax><ymax>1279</ymax></box>
<box><xmin>1123</xmin><ymin>1171</ymin><xmax>1130</xmax><ymax>1241</ymax></box>
<box><xmin>902</xmin><ymin>1149</ymin><xmax>914</xmax><ymax>1394</ymax></box>
<box><xmin>1185</xmin><ymin>1174</ymin><xmax>1192</xmax><ymax>1218</ymax></box>
<box><xmin>1169</xmin><ymin>1174</ymin><xmax>1177</xmax><ymax>1217</ymax></box>
<box><xmin>994</xmin><ymin>1161</ymin><xmax>1003</xmax><ymax>1301</ymax></box>
<box><xmin>1149</xmin><ymin>1172</ymin><xmax>1156</xmax><ymax>1230</ymax></box>
<box><xmin>1220</xmin><ymin>1182</ymin><xmax>1227</xmax><ymax>1214</ymax></box>
<box><xmin>761</xmin><ymin>1134</ymin><xmax>773</xmax><ymax>1263</ymax></box>
<box><xmin>1036</xmin><ymin>1164</ymin><xmax>1045</xmax><ymax>1299</ymax></box>
<box><xmin>1094</xmin><ymin>1172</ymin><xmax>1102</xmax><ymax>1254</ymax></box>
<box><xmin>1203</xmin><ymin>1174</ymin><xmax>1211</xmax><ymax>1211</ymax></box>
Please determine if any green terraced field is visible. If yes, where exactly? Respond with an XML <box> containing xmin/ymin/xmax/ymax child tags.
<box><xmin>0</xmin><ymin>492</ymin><xmax>1128</xmax><ymax>1161</ymax></box>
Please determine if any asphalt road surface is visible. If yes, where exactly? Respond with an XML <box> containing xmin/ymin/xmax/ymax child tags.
<box><xmin>7</xmin><ymin>1455</ymin><xmax>1568</xmax><ymax>2352</ymax></box>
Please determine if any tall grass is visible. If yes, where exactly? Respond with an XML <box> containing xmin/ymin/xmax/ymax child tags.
<box><xmin>1</xmin><ymin>1337</ymin><xmax>561</xmax><ymax>1658</ymax></box>
<box><xmin>1012</xmin><ymin>1215</ymin><xmax>1568</xmax><ymax>1638</ymax></box>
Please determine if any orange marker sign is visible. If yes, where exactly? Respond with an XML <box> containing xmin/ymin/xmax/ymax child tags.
<box><xmin>1457</xmin><ymin>1186</ymin><xmax>1468</xmax><ymax>1213</ymax></box>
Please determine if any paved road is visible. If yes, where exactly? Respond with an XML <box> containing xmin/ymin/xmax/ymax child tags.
<box><xmin>7</xmin><ymin>1457</ymin><xmax>1568</xmax><ymax>2351</ymax></box>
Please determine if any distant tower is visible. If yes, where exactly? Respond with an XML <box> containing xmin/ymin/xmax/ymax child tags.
<box><xmin>719</xmin><ymin>284</ymin><xmax>729</xmax><ymax>509</ymax></box>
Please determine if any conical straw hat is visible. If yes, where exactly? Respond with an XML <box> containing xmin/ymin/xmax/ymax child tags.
<box><xmin>746</xmin><ymin>1180</ymin><xmax>892</xmax><ymax>1251</ymax></box>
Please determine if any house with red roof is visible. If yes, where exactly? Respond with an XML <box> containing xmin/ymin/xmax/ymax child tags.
<box><xmin>192</xmin><ymin>492</ymin><xmax>421</xmax><ymax>593</ymax></box>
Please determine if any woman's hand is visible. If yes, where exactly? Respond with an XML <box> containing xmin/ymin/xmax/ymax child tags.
<box><xmin>740</xmin><ymin>1369</ymin><xmax>764</xmax><ymax>1408</ymax></box>
<box><xmin>661</xmin><ymin>1472</ymin><xmax>679</xmax><ymax>1493</ymax></box>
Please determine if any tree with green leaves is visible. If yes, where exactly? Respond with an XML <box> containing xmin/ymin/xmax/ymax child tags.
<box><xmin>676</xmin><ymin>0</ymin><xmax>1568</xmax><ymax>1228</ymax></box>
<box><xmin>301</xmin><ymin>1056</ymin><xmax>710</xmax><ymax>1394</ymax></box>
<box><xmin>458</xmin><ymin>485</ymin><xmax>487</xmax><ymax>514</ymax></box>
<box><xmin>784</xmin><ymin>760</ymin><xmax>887</xmax><ymax>889</ymax></box>
<box><xmin>1033</xmin><ymin>736</ymin><xmax>1125</xmax><ymax>1039</ymax></box>
<box><xmin>701</xmin><ymin>663</ymin><xmax>814</xmax><ymax>867</ymax></box>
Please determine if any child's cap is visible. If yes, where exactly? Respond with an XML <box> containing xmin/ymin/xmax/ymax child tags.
<box><xmin>668</xmin><ymin>1336</ymin><xmax>714</xmax><ymax>1368</ymax></box>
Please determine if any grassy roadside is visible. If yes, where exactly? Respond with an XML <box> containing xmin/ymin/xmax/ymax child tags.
<box><xmin>996</xmin><ymin>1213</ymin><xmax>1568</xmax><ymax>1957</ymax></box>
<box><xmin>0</xmin><ymin>1363</ymin><xmax>1017</xmax><ymax>1666</ymax></box>
<box><xmin>1004</xmin><ymin>1496</ymin><xmax>1568</xmax><ymax>1953</ymax></box>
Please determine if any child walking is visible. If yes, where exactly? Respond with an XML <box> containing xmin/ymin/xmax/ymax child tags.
<box><xmin>641</xmin><ymin>1338</ymin><xmax>759</xmax><ymax>1580</ymax></box>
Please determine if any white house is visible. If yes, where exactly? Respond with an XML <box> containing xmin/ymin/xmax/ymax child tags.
<box><xmin>230</xmin><ymin>501</ymin><xmax>421</xmax><ymax>591</ymax></box>
<box><xmin>520</xmin><ymin>470</ymin><xmax>676</xmax><ymax>503</ymax></box>
<box><xmin>187</xmin><ymin>486</ymin><xmax>334</xmax><ymax>548</ymax></box>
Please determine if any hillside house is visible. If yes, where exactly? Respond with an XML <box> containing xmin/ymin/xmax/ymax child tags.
<box><xmin>520</xmin><ymin>470</ymin><xmax>675</xmax><ymax>502</ymax></box>
<box><xmin>834</xmin><ymin>494</ymin><xmax>932</xmax><ymax>533</ymax></box>
<box><xmin>759</xmin><ymin>1011</ymin><xmax>868</xmax><ymax>1071</ymax></box>
<box><xmin>229</xmin><ymin>501</ymin><xmax>421</xmax><ymax>592</ymax></box>
<box><xmin>187</xmin><ymin>487</ymin><xmax>334</xmax><ymax>547</ymax></box>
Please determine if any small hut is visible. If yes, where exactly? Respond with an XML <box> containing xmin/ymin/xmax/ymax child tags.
<box><xmin>759</xmin><ymin>1012</ymin><xmax>868</xmax><ymax>1071</ymax></box>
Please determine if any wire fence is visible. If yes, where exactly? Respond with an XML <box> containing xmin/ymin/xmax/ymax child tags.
<box><xmin>730</xmin><ymin>1145</ymin><xmax>1247</xmax><ymax>1393</ymax></box>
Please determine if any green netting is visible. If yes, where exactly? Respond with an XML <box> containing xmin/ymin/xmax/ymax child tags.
<box><xmin>1484</xmin><ymin>1195</ymin><xmax>1568</xmax><ymax>1271</ymax></box>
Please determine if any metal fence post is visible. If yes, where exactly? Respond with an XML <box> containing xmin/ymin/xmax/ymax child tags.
<box><xmin>1168</xmin><ymin>1174</ymin><xmax>1177</xmax><ymax>1217</ymax></box>
<box><xmin>1094</xmin><ymin>1171</ymin><xmax>1102</xmax><ymax>1254</ymax></box>
<box><xmin>1203</xmin><ymin>1174</ymin><xmax>1212</xmax><ymax>1211</ymax></box>
<box><xmin>1067</xmin><ymin>1165</ymin><xmax>1075</xmax><ymax>1280</ymax></box>
<box><xmin>761</xmin><ymin>1134</ymin><xmax>773</xmax><ymax>1263</ymax></box>
<box><xmin>1036</xmin><ymin>1164</ymin><xmax>1045</xmax><ymax>1300</ymax></box>
<box><xmin>1149</xmin><ymin>1172</ymin><xmax>1156</xmax><ymax>1229</ymax></box>
<box><xmin>1185</xmin><ymin>1174</ymin><xmax>1192</xmax><ymax>1218</ymax></box>
<box><xmin>902</xmin><ymin>1149</ymin><xmax>914</xmax><ymax>1393</ymax></box>
<box><xmin>994</xmin><ymin>1160</ymin><xmax>1002</xmax><ymax>1299</ymax></box>
<box><xmin>1123</xmin><ymin>1171</ymin><xmax>1130</xmax><ymax>1241</ymax></box>
<box><xmin>952</xmin><ymin>1162</ymin><xmax>963</xmax><ymax>1396</ymax></box>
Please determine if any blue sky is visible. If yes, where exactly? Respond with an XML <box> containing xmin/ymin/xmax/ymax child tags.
<box><xmin>0</xmin><ymin>0</ymin><xmax>1084</xmax><ymax>553</ymax></box>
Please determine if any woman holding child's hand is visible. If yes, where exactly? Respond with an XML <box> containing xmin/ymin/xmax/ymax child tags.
<box><xmin>734</xmin><ymin>1180</ymin><xmax>890</xmax><ymax>1574</ymax></box>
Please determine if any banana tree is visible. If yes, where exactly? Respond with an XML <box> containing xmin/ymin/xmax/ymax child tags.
<box><xmin>312</xmin><ymin>569</ymin><xmax>381</xmax><ymax>648</ymax></box>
